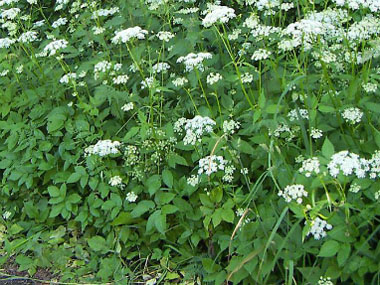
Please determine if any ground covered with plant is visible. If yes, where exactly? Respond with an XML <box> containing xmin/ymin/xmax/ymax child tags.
<box><xmin>0</xmin><ymin>0</ymin><xmax>380</xmax><ymax>284</ymax></box>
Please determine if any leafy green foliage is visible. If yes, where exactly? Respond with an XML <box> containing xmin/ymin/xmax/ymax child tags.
<box><xmin>0</xmin><ymin>0</ymin><xmax>380</xmax><ymax>283</ymax></box>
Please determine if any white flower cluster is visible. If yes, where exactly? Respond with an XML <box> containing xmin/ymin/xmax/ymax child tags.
<box><xmin>109</xmin><ymin>175</ymin><xmax>123</xmax><ymax>187</ymax></box>
<box><xmin>349</xmin><ymin>183</ymin><xmax>361</xmax><ymax>193</ymax></box>
<box><xmin>251</xmin><ymin>49</ymin><xmax>272</xmax><ymax>61</ymax></box>
<box><xmin>60</xmin><ymin>73</ymin><xmax>77</xmax><ymax>84</ymax></box>
<box><xmin>174</xmin><ymin>116</ymin><xmax>216</xmax><ymax>145</ymax></box>
<box><xmin>306</xmin><ymin>217</ymin><xmax>332</xmax><ymax>240</ymax></box>
<box><xmin>299</xmin><ymin>157</ymin><xmax>320</xmax><ymax>177</ymax></box>
<box><xmin>92</xmin><ymin>7</ymin><xmax>119</xmax><ymax>18</ymax></box>
<box><xmin>341</xmin><ymin>107</ymin><xmax>363</xmax><ymax>124</ymax></box>
<box><xmin>278</xmin><ymin>184</ymin><xmax>308</xmax><ymax>204</ymax></box>
<box><xmin>310</xmin><ymin>128</ymin><xmax>323</xmax><ymax>139</ymax></box>
<box><xmin>187</xmin><ymin>174</ymin><xmax>199</xmax><ymax>186</ymax></box>
<box><xmin>172</xmin><ymin>77</ymin><xmax>188</xmax><ymax>87</ymax></box>
<box><xmin>18</xmin><ymin>31</ymin><xmax>38</xmax><ymax>43</ymax></box>
<box><xmin>223</xmin><ymin>120</ymin><xmax>240</xmax><ymax>134</ymax></box>
<box><xmin>202</xmin><ymin>5</ymin><xmax>236</xmax><ymax>27</ymax></box>
<box><xmin>327</xmin><ymin>150</ymin><xmax>368</xmax><ymax>178</ymax></box>
<box><xmin>362</xmin><ymin>82</ymin><xmax>378</xmax><ymax>93</ymax></box>
<box><xmin>152</xmin><ymin>62</ymin><xmax>170</xmax><ymax>73</ymax></box>
<box><xmin>198</xmin><ymin>155</ymin><xmax>227</xmax><ymax>176</ymax></box>
<box><xmin>94</xmin><ymin>60</ymin><xmax>112</xmax><ymax>79</ymax></box>
<box><xmin>318</xmin><ymin>276</ymin><xmax>334</xmax><ymax>285</ymax></box>
<box><xmin>43</xmin><ymin>39</ymin><xmax>68</xmax><ymax>56</ymax></box>
<box><xmin>84</xmin><ymin>140</ymin><xmax>121</xmax><ymax>157</ymax></box>
<box><xmin>287</xmin><ymin>108</ymin><xmax>309</xmax><ymax>121</ymax></box>
<box><xmin>333</xmin><ymin>0</ymin><xmax>380</xmax><ymax>12</ymax></box>
<box><xmin>113</xmin><ymin>74</ymin><xmax>129</xmax><ymax>85</ymax></box>
<box><xmin>206</xmin><ymin>72</ymin><xmax>222</xmax><ymax>85</ymax></box>
<box><xmin>222</xmin><ymin>165</ymin><xmax>236</xmax><ymax>183</ymax></box>
<box><xmin>111</xmin><ymin>27</ymin><xmax>148</xmax><ymax>44</ymax></box>
<box><xmin>156</xmin><ymin>31</ymin><xmax>174</xmax><ymax>42</ymax></box>
<box><xmin>52</xmin><ymin>17</ymin><xmax>67</xmax><ymax>28</ymax></box>
<box><xmin>126</xmin><ymin>192</ymin><xmax>138</xmax><ymax>202</ymax></box>
<box><xmin>241</xmin><ymin>72</ymin><xmax>254</xmax><ymax>83</ymax></box>
<box><xmin>0</xmin><ymin>37</ymin><xmax>15</xmax><ymax>48</ymax></box>
<box><xmin>121</xmin><ymin>102</ymin><xmax>134</xmax><ymax>112</ymax></box>
<box><xmin>1</xmin><ymin>7</ymin><xmax>20</xmax><ymax>20</ymax></box>
<box><xmin>177</xmin><ymin>52</ymin><xmax>212</xmax><ymax>72</ymax></box>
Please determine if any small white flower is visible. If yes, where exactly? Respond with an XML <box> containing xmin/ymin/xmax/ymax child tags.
<box><xmin>278</xmin><ymin>184</ymin><xmax>308</xmax><ymax>204</ymax></box>
<box><xmin>223</xmin><ymin>120</ymin><xmax>240</xmax><ymax>134</ymax></box>
<box><xmin>306</xmin><ymin>217</ymin><xmax>332</xmax><ymax>240</ymax></box>
<box><xmin>299</xmin><ymin>157</ymin><xmax>320</xmax><ymax>177</ymax></box>
<box><xmin>43</xmin><ymin>39</ymin><xmax>68</xmax><ymax>56</ymax></box>
<box><xmin>109</xmin><ymin>175</ymin><xmax>123</xmax><ymax>187</ymax></box>
<box><xmin>172</xmin><ymin>77</ymin><xmax>188</xmax><ymax>87</ymax></box>
<box><xmin>156</xmin><ymin>31</ymin><xmax>175</xmax><ymax>42</ymax></box>
<box><xmin>177</xmin><ymin>52</ymin><xmax>212</xmax><ymax>72</ymax></box>
<box><xmin>112</xmin><ymin>27</ymin><xmax>148</xmax><ymax>44</ymax></box>
<box><xmin>349</xmin><ymin>183</ymin><xmax>361</xmax><ymax>193</ymax></box>
<box><xmin>84</xmin><ymin>140</ymin><xmax>121</xmax><ymax>157</ymax></box>
<box><xmin>342</xmin><ymin>107</ymin><xmax>363</xmax><ymax>124</ymax></box>
<box><xmin>251</xmin><ymin>49</ymin><xmax>272</xmax><ymax>61</ymax></box>
<box><xmin>126</xmin><ymin>191</ymin><xmax>138</xmax><ymax>202</ymax></box>
<box><xmin>202</xmin><ymin>5</ymin><xmax>236</xmax><ymax>27</ymax></box>
<box><xmin>288</xmin><ymin>109</ymin><xmax>309</xmax><ymax>121</ymax></box>
<box><xmin>121</xmin><ymin>102</ymin><xmax>134</xmax><ymax>112</ymax></box>
<box><xmin>52</xmin><ymin>17</ymin><xmax>67</xmax><ymax>28</ymax></box>
<box><xmin>206</xmin><ymin>72</ymin><xmax>222</xmax><ymax>85</ymax></box>
<box><xmin>198</xmin><ymin>155</ymin><xmax>228</xmax><ymax>176</ymax></box>
<box><xmin>310</xmin><ymin>127</ymin><xmax>323</xmax><ymax>139</ymax></box>
<box><xmin>187</xmin><ymin>175</ymin><xmax>199</xmax><ymax>186</ymax></box>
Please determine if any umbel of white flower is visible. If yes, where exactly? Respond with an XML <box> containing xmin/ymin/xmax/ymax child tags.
<box><xmin>43</xmin><ymin>39</ymin><xmax>68</xmax><ymax>56</ymax></box>
<box><xmin>111</xmin><ymin>26</ymin><xmax>148</xmax><ymax>44</ymax></box>
<box><xmin>176</xmin><ymin>52</ymin><xmax>212</xmax><ymax>72</ymax></box>
<box><xmin>202</xmin><ymin>5</ymin><xmax>236</xmax><ymax>27</ymax></box>
<box><xmin>84</xmin><ymin>140</ymin><xmax>121</xmax><ymax>156</ymax></box>
<box><xmin>198</xmin><ymin>155</ymin><xmax>227</xmax><ymax>176</ymax></box>
<box><xmin>306</xmin><ymin>217</ymin><xmax>332</xmax><ymax>240</ymax></box>
<box><xmin>174</xmin><ymin>115</ymin><xmax>216</xmax><ymax>145</ymax></box>
<box><xmin>278</xmin><ymin>184</ymin><xmax>308</xmax><ymax>204</ymax></box>
<box><xmin>327</xmin><ymin>150</ymin><xmax>369</xmax><ymax>178</ymax></box>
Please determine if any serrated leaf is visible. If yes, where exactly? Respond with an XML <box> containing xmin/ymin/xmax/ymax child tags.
<box><xmin>322</xmin><ymin>137</ymin><xmax>335</xmax><ymax>158</ymax></box>
<box><xmin>131</xmin><ymin>200</ymin><xmax>155</xmax><ymax>218</ymax></box>
<box><xmin>319</xmin><ymin>240</ymin><xmax>340</xmax><ymax>257</ymax></box>
<box><xmin>162</xmin><ymin>169</ymin><xmax>173</xmax><ymax>188</ymax></box>
<box><xmin>88</xmin><ymin>236</ymin><xmax>107</xmax><ymax>252</ymax></box>
<box><xmin>67</xmin><ymin>172</ymin><xmax>82</xmax><ymax>183</ymax></box>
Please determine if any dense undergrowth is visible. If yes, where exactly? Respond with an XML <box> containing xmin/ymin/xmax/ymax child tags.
<box><xmin>1</xmin><ymin>0</ymin><xmax>380</xmax><ymax>284</ymax></box>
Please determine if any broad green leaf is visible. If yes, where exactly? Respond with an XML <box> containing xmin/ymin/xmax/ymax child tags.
<box><xmin>319</xmin><ymin>240</ymin><xmax>340</xmax><ymax>257</ymax></box>
<box><xmin>88</xmin><ymin>236</ymin><xmax>107</xmax><ymax>252</ymax></box>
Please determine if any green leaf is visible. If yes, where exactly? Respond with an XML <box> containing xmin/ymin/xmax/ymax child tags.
<box><xmin>47</xmin><ymin>114</ymin><xmax>66</xmax><ymax>133</ymax></box>
<box><xmin>321</xmin><ymin>137</ymin><xmax>335</xmax><ymax>158</ymax></box>
<box><xmin>67</xmin><ymin>172</ymin><xmax>82</xmax><ymax>183</ymax></box>
<box><xmin>88</xmin><ymin>236</ymin><xmax>107</xmax><ymax>252</ymax></box>
<box><xmin>67</xmin><ymin>193</ymin><xmax>81</xmax><ymax>204</ymax></box>
<box><xmin>48</xmin><ymin>186</ymin><xmax>60</xmax><ymax>198</ymax></box>
<box><xmin>162</xmin><ymin>204</ymin><xmax>179</xmax><ymax>215</ymax></box>
<box><xmin>155</xmin><ymin>192</ymin><xmax>175</xmax><ymax>205</ymax></box>
<box><xmin>111</xmin><ymin>212</ymin><xmax>134</xmax><ymax>226</ymax></box>
<box><xmin>146</xmin><ymin>175</ymin><xmax>161</xmax><ymax>196</ymax></box>
<box><xmin>162</xmin><ymin>169</ymin><xmax>173</xmax><ymax>188</ymax></box>
<box><xmin>154</xmin><ymin>211</ymin><xmax>166</xmax><ymax>235</ymax></box>
<box><xmin>319</xmin><ymin>240</ymin><xmax>340</xmax><ymax>257</ymax></box>
<box><xmin>221</xmin><ymin>208</ymin><xmax>234</xmax><ymax>223</ymax></box>
<box><xmin>337</xmin><ymin>243</ymin><xmax>350</xmax><ymax>266</ymax></box>
<box><xmin>131</xmin><ymin>200</ymin><xmax>155</xmax><ymax>218</ymax></box>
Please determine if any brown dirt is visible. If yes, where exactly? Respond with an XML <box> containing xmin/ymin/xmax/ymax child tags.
<box><xmin>0</xmin><ymin>257</ymin><xmax>56</xmax><ymax>285</ymax></box>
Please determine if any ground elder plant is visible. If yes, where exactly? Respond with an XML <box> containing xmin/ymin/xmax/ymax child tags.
<box><xmin>1</xmin><ymin>0</ymin><xmax>380</xmax><ymax>284</ymax></box>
